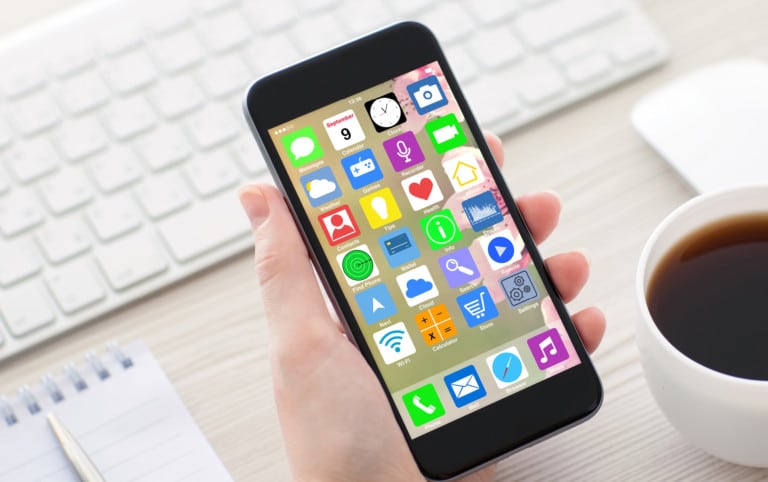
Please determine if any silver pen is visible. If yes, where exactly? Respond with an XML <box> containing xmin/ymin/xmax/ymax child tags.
<box><xmin>47</xmin><ymin>412</ymin><xmax>106</xmax><ymax>482</ymax></box>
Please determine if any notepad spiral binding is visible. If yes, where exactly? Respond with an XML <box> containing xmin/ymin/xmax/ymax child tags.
<box><xmin>0</xmin><ymin>342</ymin><xmax>133</xmax><ymax>427</ymax></box>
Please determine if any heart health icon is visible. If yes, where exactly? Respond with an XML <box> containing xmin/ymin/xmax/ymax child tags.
<box><xmin>401</xmin><ymin>169</ymin><xmax>443</xmax><ymax>211</ymax></box>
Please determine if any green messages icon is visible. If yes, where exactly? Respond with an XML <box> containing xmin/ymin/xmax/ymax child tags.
<box><xmin>403</xmin><ymin>384</ymin><xmax>445</xmax><ymax>427</ymax></box>
<box><xmin>425</xmin><ymin>113</ymin><xmax>466</xmax><ymax>153</ymax></box>
<box><xmin>281</xmin><ymin>126</ymin><xmax>323</xmax><ymax>167</ymax></box>
<box><xmin>421</xmin><ymin>209</ymin><xmax>462</xmax><ymax>250</ymax></box>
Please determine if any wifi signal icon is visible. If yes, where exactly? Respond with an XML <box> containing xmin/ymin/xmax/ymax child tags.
<box><xmin>373</xmin><ymin>322</ymin><xmax>416</xmax><ymax>365</ymax></box>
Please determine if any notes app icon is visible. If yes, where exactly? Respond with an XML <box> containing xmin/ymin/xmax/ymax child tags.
<box><xmin>526</xmin><ymin>328</ymin><xmax>569</xmax><ymax>370</ymax></box>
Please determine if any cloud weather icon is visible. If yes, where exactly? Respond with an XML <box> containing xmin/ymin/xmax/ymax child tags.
<box><xmin>306</xmin><ymin>178</ymin><xmax>337</xmax><ymax>199</ymax></box>
<box><xmin>405</xmin><ymin>278</ymin><xmax>433</xmax><ymax>298</ymax></box>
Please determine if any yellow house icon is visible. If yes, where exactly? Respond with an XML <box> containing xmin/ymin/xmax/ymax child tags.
<box><xmin>451</xmin><ymin>160</ymin><xmax>479</xmax><ymax>186</ymax></box>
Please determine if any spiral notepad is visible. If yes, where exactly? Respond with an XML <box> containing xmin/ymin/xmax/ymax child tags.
<box><xmin>0</xmin><ymin>341</ymin><xmax>233</xmax><ymax>482</ymax></box>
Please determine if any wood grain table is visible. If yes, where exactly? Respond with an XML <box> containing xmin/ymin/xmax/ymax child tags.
<box><xmin>1</xmin><ymin>1</ymin><xmax>767</xmax><ymax>480</ymax></box>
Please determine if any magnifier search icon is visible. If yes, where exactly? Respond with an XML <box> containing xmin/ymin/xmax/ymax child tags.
<box><xmin>445</xmin><ymin>258</ymin><xmax>475</xmax><ymax>276</ymax></box>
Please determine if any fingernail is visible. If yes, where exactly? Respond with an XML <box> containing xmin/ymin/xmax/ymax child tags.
<box><xmin>238</xmin><ymin>185</ymin><xmax>268</xmax><ymax>229</ymax></box>
<box><xmin>577</xmin><ymin>249</ymin><xmax>592</xmax><ymax>267</ymax></box>
<box><xmin>543</xmin><ymin>189</ymin><xmax>562</xmax><ymax>204</ymax></box>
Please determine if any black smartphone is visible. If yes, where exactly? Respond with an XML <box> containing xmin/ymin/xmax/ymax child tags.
<box><xmin>243</xmin><ymin>22</ymin><xmax>602</xmax><ymax>480</ymax></box>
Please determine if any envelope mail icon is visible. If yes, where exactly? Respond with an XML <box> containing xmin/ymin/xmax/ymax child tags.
<box><xmin>451</xmin><ymin>374</ymin><xmax>480</xmax><ymax>398</ymax></box>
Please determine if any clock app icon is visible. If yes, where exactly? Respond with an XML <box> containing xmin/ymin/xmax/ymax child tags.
<box><xmin>365</xmin><ymin>93</ymin><xmax>407</xmax><ymax>132</ymax></box>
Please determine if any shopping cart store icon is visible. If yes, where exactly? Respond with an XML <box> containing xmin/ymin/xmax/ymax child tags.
<box><xmin>457</xmin><ymin>286</ymin><xmax>499</xmax><ymax>327</ymax></box>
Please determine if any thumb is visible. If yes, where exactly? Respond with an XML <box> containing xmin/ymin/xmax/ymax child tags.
<box><xmin>239</xmin><ymin>184</ymin><xmax>337</xmax><ymax>344</ymax></box>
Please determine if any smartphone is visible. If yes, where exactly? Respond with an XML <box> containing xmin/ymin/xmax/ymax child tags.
<box><xmin>243</xmin><ymin>22</ymin><xmax>602</xmax><ymax>480</ymax></box>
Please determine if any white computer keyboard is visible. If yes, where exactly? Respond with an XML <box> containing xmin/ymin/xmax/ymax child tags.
<box><xmin>0</xmin><ymin>0</ymin><xmax>666</xmax><ymax>361</ymax></box>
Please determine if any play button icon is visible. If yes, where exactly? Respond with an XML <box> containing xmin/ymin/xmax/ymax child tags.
<box><xmin>481</xmin><ymin>229</ymin><xmax>522</xmax><ymax>270</ymax></box>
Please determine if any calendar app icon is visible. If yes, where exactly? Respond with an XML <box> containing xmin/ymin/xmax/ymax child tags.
<box><xmin>323</xmin><ymin>109</ymin><xmax>366</xmax><ymax>151</ymax></box>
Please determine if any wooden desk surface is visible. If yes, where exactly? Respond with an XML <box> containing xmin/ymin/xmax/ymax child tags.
<box><xmin>1</xmin><ymin>1</ymin><xmax>767</xmax><ymax>480</ymax></box>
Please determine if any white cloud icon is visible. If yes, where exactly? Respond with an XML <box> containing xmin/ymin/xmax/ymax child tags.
<box><xmin>306</xmin><ymin>178</ymin><xmax>337</xmax><ymax>199</ymax></box>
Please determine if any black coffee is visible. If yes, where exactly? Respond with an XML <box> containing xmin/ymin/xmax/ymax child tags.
<box><xmin>646</xmin><ymin>213</ymin><xmax>768</xmax><ymax>381</ymax></box>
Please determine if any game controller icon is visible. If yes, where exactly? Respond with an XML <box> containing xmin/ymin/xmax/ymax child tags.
<box><xmin>349</xmin><ymin>157</ymin><xmax>375</xmax><ymax>177</ymax></box>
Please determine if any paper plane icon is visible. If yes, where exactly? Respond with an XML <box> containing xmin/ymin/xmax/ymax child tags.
<box><xmin>371</xmin><ymin>297</ymin><xmax>385</xmax><ymax>312</ymax></box>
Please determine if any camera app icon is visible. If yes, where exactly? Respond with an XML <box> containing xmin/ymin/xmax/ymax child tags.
<box><xmin>407</xmin><ymin>75</ymin><xmax>448</xmax><ymax>115</ymax></box>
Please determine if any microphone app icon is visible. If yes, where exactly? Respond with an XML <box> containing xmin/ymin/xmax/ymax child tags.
<box><xmin>395</xmin><ymin>140</ymin><xmax>412</xmax><ymax>164</ymax></box>
<box><xmin>383</xmin><ymin>131</ymin><xmax>425</xmax><ymax>172</ymax></box>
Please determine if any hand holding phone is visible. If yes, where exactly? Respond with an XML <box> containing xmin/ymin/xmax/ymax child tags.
<box><xmin>242</xmin><ymin>23</ymin><xmax>604</xmax><ymax>480</ymax></box>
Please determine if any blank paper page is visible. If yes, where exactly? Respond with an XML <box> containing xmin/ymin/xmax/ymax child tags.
<box><xmin>0</xmin><ymin>342</ymin><xmax>233</xmax><ymax>482</ymax></box>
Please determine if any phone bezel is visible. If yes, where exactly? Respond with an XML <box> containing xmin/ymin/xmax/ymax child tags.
<box><xmin>243</xmin><ymin>22</ymin><xmax>602</xmax><ymax>480</ymax></box>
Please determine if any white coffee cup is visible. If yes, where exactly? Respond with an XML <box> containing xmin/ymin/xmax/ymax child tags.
<box><xmin>636</xmin><ymin>184</ymin><xmax>768</xmax><ymax>467</ymax></box>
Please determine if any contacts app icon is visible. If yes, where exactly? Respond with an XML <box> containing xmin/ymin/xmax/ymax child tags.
<box><xmin>318</xmin><ymin>205</ymin><xmax>360</xmax><ymax>246</ymax></box>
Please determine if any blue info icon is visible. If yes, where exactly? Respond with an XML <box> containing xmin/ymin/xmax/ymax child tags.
<box><xmin>354</xmin><ymin>283</ymin><xmax>397</xmax><ymax>324</ymax></box>
<box><xmin>457</xmin><ymin>286</ymin><xmax>499</xmax><ymax>327</ymax></box>
<box><xmin>378</xmin><ymin>227</ymin><xmax>420</xmax><ymax>268</ymax></box>
<box><xmin>342</xmin><ymin>148</ymin><xmax>383</xmax><ymax>189</ymax></box>
<box><xmin>443</xmin><ymin>365</ymin><xmax>487</xmax><ymax>408</ymax></box>
<box><xmin>407</xmin><ymin>75</ymin><xmax>449</xmax><ymax>115</ymax></box>
<box><xmin>299</xmin><ymin>166</ymin><xmax>342</xmax><ymax>207</ymax></box>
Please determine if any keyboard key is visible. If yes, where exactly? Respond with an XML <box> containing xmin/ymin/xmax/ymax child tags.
<box><xmin>464</xmin><ymin>72</ymin><xmax>522</xmax><ymax>125</ymax></box>
<box><xmin>564</xmin><ymin>53</ymin><xmax>612</xmax><ymax>83</ymax></box>
<box><xmin>184</xmin><ymin>152</ymin><xmax>240</xmax><ymax>197</ymax></box>
<box><xmin>445</xmin><ymin>45</ymin><xmax>480</xmax><ymax>83</ymax></box>
<box><xmin>149</xmin><ymin>77</ymin><xmax>205</xmax><ymax>119</ymax></box>
<box><xmin>11</xmin><ymin>93</ymin><xmax>60</xmax><ymax>135</ymax></box>
<box><xmin>103</xmin><ymin>50</ymin><xmax>157</xmax><ymax>94</ymax></box>
<box><xmin>99</xmin><ymin>22</ymin><xmax>142</xmax><ymax>56</ymax></box>
<box><xmin>242</xmin><ymin>0</ymin><xmax>296</xmax><ymax>32</ymax></box>
<box><xmin>292</xmin><ymin>13</ymin><xmax>347</xmax><ymax>54</ymax></box>
<box><xmin>0</xmin><ymin>63</ymin><xmax>45</xmax><ymax>99</ymax></box>
<box><xmin>0</xmin><ymin>242</ymin><xmax>40</xmax><ymax>287</ymax></box>
<box><xmin>185</xmin><ymin>105</ymin><xmax>239</xmax><ymax>149</ymax></box>
<box><xmin>49</xmin><ymin>42</ymin><xmax>94</xmax><ymax>78</ymax></box>
<box><xmin>296</xmin><ymin>0</ymin><xmax>338</xmax><ymax>12</ymax></box>
<box><xmin>86</xmin><ymin>194</ymin><xmax>142</xmax><ymax>241</ymax></box>
<box><xmin>231</xmin><ymin>136</ymin><xmax>267</xmax><ymax>176</ymax></box>
<box><xmin>152</xmin><ymin>30</ymin><xmax>204</xmax><ymax>73</ymax></box>
<box><xmin>95</xmin><ymin>230</ymin><xmax>168</xmax><ymax>290</ymax></box>
<box><xmin>198</xmin><ymin>9</ymin><xmax>252</xmax><ymax>53</ymax></box>
<box><xmin>610</xmin><ymin>30</ymin><xmax>657</xmax><ymax>64</ymax></box>
<box><xmin>4</xmin><ymin>140</ymin><xmax>58</xmax><ymax>183</ymax></box>
<box><xmin>515</xmin><ymin>0</ymin><xmax>622</xmax><ymax>48</ymax></box>
<box><xmin>0</xmin><ymin>169</ymin><xmax>9</xmax><ymax>194</ymax></box>
<box><xmin>52</xmin><ymin>118</ymin><xmax>107</xmax><ymax>162</ymax></box>
<box><xmin>45</xmin><ymin>261</ymin><xmax>105</xmax><ymax>314</ymax></box>
<box><xmin>468</xmin><ymin>26</ymin><xmax>524</xmax><ymax>69</ymax></box>
<box><xmin>550</xmin><ymin>34</ymin><xmax>600</xmax><ymax>64</ymax></box>
<box><xmin>158</xmin><ymin>192</ymin><xmax>249</xmax><ymax>262</ymax></box>
<box><xmin>198</xmin><ymin>54</ymin><xmax>252</xmax><ymax>98</ymax></box>
<box><xmin>196</xmin><ymin>0</ymin><xmax>237</xmax><ymax>13</ymax></box>
<box><xmin>0</xmin><ymin>283</ymin><xmax>55</xmax><ymax>337</ymax></box>
<box><xmin>466</xmin><ymin>0</ymin><xmax>521</xmax><ymax>24</ymax></box>
<box><xmin>89</xmin><ymin>147</ymin><xmax>143</xmax><ymax>193</ymax></box>
<box><xmin>243</xmin><ymin>33</ymin><xmax>301</xmax><ymax>74</ymax></box>
<box><xmin>57</xmin><ymin>71</ymin><xmax>110</xmax><ymax>115</ymax></box>
<box><xmin>39</xmin><ymin>169</ymin><xmax>93</xmax><ymax>215</ymax></box>
<box><xmin>104</xmin><ymin>96</ymin><xmax>156</xmax><ymax>140</ymax></box>
<box><xmin>136</xmin><ymin>125</ymin><xmax>191</xmax><ymax>171</ymax></box>
<box><xmin>36</xmin><ymin>219</ymin><xmax>91</xmax><ymax>264</ymax></box>
<box><xmin>337</xmin><ymin>0</ymin><xmax>393</xmax><ymax>36</ymax></box>
<box><xmin>135</xmin><ymin>171</ymin><xmax>192</xmax><ymax>219</ymax></box>
<box><xmin>149</xmin><ymin>3</ymin><xmax>192</xmax><ymax>34</ymax></box>
<box><xmin>513</xmin><ymin>59</ymin><xmax>567</xmax><ymax>105</ymax></box>
<box><xmin>0</xmin><ymin>191</ymin><xmax>43</xmax><ymax>236</ymax></box>
<box><xmin>0</xmin><ymin>118</ymin><xmax>12</xmax><ymax>149</ymax></box>
<box><xmin>419</xmin><ymin>3</ymin><xmax>474</xmax><ymax>44</ymax></box>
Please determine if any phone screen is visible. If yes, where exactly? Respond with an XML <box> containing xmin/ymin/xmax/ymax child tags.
<box><xmin>267</xmin><ymin>61</ymin><xmax>581</xmax><ymax>438</ymax></box>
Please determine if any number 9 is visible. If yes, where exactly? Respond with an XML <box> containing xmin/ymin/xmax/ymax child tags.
<box><xmin>341</xmin><ymin>127</ymin><xmax>351</xmax><ymax>140</ymax></box>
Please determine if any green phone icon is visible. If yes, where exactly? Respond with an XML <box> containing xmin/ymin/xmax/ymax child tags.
<box><xmin>421</xmin><ymin>209</ymin><xmax>462</xmax><ymax>250</ymax></box>
<box><xmin>424</xmin><ymin>113</ymin><xmax>466</xmax><ymax>153</ymax></box>
<box><xmin>281</xmin><ymin>126</ymin><xmax>324</xmax><ymax>167</ymax></box>
<box><xmin>403</xmin><ymin>384</ymin><xmax>445</xmax><ymax>426</ymax></box>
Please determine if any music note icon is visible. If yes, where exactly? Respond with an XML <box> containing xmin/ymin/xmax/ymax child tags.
<box><xmin>538</xmin><ymin>337</ymin><xmax>557</xmax><ymax>364</ymax></box>
<box><xmin>527</xmin><ymin>328</ymin><xmax>568</xmax><ymax>370</ymax></box>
